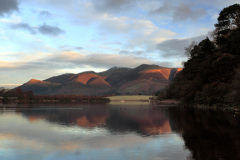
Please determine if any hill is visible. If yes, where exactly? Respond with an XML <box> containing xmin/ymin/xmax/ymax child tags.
<box><xmin>19</xmin><ymin>64</ymin><xmax>182</xmax><ymax>95</ymax></box>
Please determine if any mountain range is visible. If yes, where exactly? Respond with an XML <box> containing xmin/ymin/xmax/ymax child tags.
<box><xmin>19</xmin><ymin>64</ymin><xmax>182</xmax><ymax>95</ymax></box>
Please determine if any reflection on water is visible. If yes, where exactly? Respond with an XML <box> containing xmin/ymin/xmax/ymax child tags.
<box><xmin>3</xmin><ymin>103</ymin><xmax>239</xmax><ymax>159</ymax></box>
<box><xmin>168</xmin><ymin>107</ymin><xmax>240</xmax><ymax>160</ymax></box>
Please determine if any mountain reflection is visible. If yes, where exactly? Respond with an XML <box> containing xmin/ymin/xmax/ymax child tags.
<box><xmin>0</xmin><ymin>104</ymin><xmax>191</xmax><ymax>159</ymax></box>
<box><xmin>13</xmin><ymin>104</ymin><xmax>172</xmax><ymax>136</ymax></box>
<box><xmin>105</xmin><ymin>106</ymin><xmax>171</xmax><ymax>136</ymax></box>
<box><xmin>2</xmin><ymin>104</ymin><xmax>239</xmax><ymax>159</ymax></box>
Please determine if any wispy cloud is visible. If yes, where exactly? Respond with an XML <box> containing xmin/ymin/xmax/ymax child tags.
<box><xmin>119</xmin><ymin>50</ymin><xmax>145</xmax><ymax>55</ymax></box>
<box><xmin>10</xmin><ymin>23</ymin><xmax>65</xmax><ymax>36</ymax></box>
<box><xmin>11</xmin><ymin>23</ymin><xmax>37</xmax><ymax>34</ymax></box>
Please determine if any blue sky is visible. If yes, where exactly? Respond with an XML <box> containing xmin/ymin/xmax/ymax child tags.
<box><xmin>0</xmin><ymin>0</ymin><xmax>239</xmax><ymax>88</ymax></box>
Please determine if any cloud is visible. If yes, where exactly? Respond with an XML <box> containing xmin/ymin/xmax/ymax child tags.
<box><xmin>119</xmin><ymin>50</ymin><xmax>145</xmax><ymax>55</ymax></box>
<box><xmin>0</xmin><ymin>0</ymin><xmax>19</xmax><ymax>16</ymax></box>
<box><xmin>91</xmin><ymin>0</ymin><xmax>137</xmax><ymax>13</ymax></box>
<box><xmin>127</xmin><ymin>28</ymin><xmax>176</xmax><ymax>49</ymax></box>
<box><xmin>0</xmin><ymin>51</ymin><xmax>176</xmax><ymax>72</ymax></box>
<box><xmin>38</xmin><ymin>23</ymin><xmax>65</xmax><ymax>36</ymax></box>
<box><xmin>155</xmin><ymin>35</ymin><xmax>207</xmax><ymax>58</ymax></box>
<box><xmin>0</xmin><ymin>60</ymin><xmax>49</xmax><ymax>70</ymax></box>
<box><xmin>0</xmin><ymin>84</ymin><xmax>21</xmax><ymax>89</ymax></box>
<box><xmin>149</xmin><ymin>1</ymin><xmax>173</xmax><ymax>15</ymax></box>
<box><xmin>39</xmin><ymin>11</ymin><xmax>52</xmax><ymax>19</ymax></box>
<box><xmin>11</xmin><ymin>23</ymin><xmax>37</xmax><ymax>34</ymax></box>
<box><xmin>150</xmin><ymin>2</ymin><xmax>206</xmax><ymax>22</ymax></box>
<box><xmin>97</xmin><ymin>16</ymin><xmax>177</xmax><ymax>49</ymax></box>
<box><xmin>47</xmin><ymin>51</ymin><xmax>157</xmax><ymax>68</ymax></box>
<box><xmin>173</xmin><ymin>3</ymin><xmax>206</xmax><ymax>22</ymax></box>
<box><xmin>59</xmin><ymin>45</ymin><xmax>84</xmax><ymax>51</ymax></box>
<box><xmin>59</xmin><ymin>45</ymin><xmax>68</xmax><ymax>49</ymax></box>
<box><xmin>0</xmin><ymin>14</ymin><xmax>21</xmax><ymax>24</ymax></box>
<box><xmin>75</xmin><ymin>47</ymin><xmax>83</xmax><ymax>50</ymax></box>
<box><xmin>194</xmin><ymin>0</ymin><xmax>240</xmax><ymax>10</ymax></box>
<box><xmin>10</xmin><ymin>22</ymin><xmax>65</xmax><ymax>36</ymax></box>
<box><xmin>98</xmin><ymin>16</ymin><xmax>130</xmax><ymax>34</ymax></box>
<box><xmin>98</xmin><ymin>16</ymin><xmax>163</xmax><ymax>35</ymax></box>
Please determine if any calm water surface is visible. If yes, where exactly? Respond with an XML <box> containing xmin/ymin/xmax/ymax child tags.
<box><xmin>0</xmin><ymin>102</ymin><xmax>239</xmax><ymax>160</ymax></box>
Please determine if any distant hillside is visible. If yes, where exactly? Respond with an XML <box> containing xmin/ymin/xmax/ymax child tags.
<box><xmin>19</xmin><ymin>64</ymin><xmax>182</xmax><ymax>95</ymax></box>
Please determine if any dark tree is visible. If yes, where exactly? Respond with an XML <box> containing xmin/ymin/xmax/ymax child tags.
<box><xmin>198</xmin><ymin>37</ymin><xmax>216</xmax><ymax>55</ymax></box>
<box><xmin>215</xmin><ymin>4</ymin><xmax>240</xmax><ymax>36</ymax></box>
<box><xmin>215</xmin><ymin>4</ymin><xmax>240</xmax><ymax>49</ymax></box>
<box><xmin>184</xmin><ymin>41</ymin><xmax>197</xmax><ymax>58</ymax></box>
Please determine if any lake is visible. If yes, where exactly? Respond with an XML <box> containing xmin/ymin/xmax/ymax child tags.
<box><xmin>0</xmin><ymin>102</ymin><xmax>239</xmax><ymax>160</ymax></box>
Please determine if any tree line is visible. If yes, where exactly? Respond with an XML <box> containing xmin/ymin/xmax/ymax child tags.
<box><xmin>0</xmin><ymin>87</ymin><xmax>34</xmax><ymax>100</ymax></box>
<box><xmin>0</xmin><ymin>87</ymin><xmax>109</xmax><ymax>102</ymax></box>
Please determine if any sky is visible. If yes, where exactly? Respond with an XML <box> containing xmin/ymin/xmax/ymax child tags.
<box><xmin>0</xmin><ymin>0</ymin><xmax>239</xmax><ymax>88</ymax></box>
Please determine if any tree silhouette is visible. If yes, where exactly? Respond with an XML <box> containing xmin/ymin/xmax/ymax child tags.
<box><xmin>164</xmin><ymin>4</ymin><xmax>240</xmax><ymax>106</ymax></box>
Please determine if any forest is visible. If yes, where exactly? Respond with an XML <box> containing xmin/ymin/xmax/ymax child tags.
<box><xmin>160</xmin><ymin>4</ymin><xmax>240</xmax><ymax>107</ymax></box>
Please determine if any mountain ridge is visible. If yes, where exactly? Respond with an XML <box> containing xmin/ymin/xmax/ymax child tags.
<box><xmin>19</xmin><ymin>64</ymin><xmax>182</xmax><ymax>95</ymax></box>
